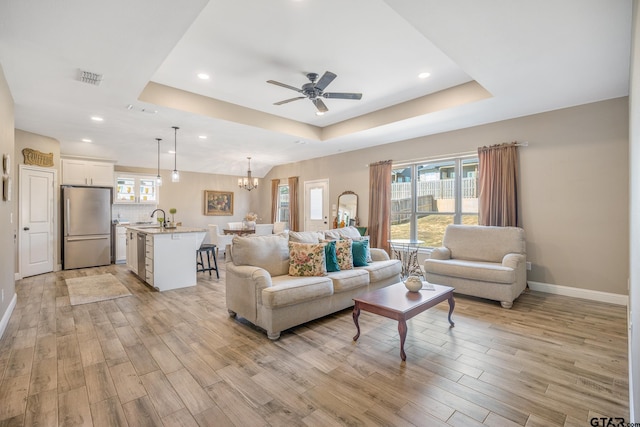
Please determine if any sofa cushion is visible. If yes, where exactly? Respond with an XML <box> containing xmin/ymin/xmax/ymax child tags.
<box><xmin>231</xmin><ymin>234</ymin><xmax>289</xmax><ymax>276</ymax></box>
<box><xmin>357</xmin><ymin>259</ymin><xmax>402</xmax><ymax>283</ymax></box>
<box><xmin>425</xmin><ymin>259</ymin><xmax>516</xmax><ymax>284</ymax></box>
<box><xmin>443</xmin><ymin>225</ymin><xmax>525</xmax><ymax>263</ymax></box>
<box><xmin>334</xmin><ymin>239</ymin><xmax>353</xmax><ymax>270</ymax></box>
<box><xmin>263</xmin><ymin>276</ymin><xmax>333</xmax><ymax>308</ymax></box>
<box><xmin>328</xmin><ymin>269</ymin><xmax>369</xmax><ymax>293</ymax></box>
<box><xmin>288</xmin><ymin>242</ymin><xmax>327</xmax><ymax>277</ymax></box>
<box><xmin>352</xmin><ymin>239</ymin><xmax>369</xmax><ymax>267</ymax></box>
<box><xmin>324</xmin><ymin>240</ymin><xmax>340</xmax><ymax>272</ymax></box>
<box><xmin>323</xmin><ymin>229</ymin><xmax>342</xmax><ymax>241</ymax></box>
<box><xmin>289</xmin><ymin>230</ymin><xmax>324</xmax><ymax>243</ymax></box>
<box><xmin>336</xmin><ymin>226</ymin><xmax>363</xmax><ymax>240</ymax></box>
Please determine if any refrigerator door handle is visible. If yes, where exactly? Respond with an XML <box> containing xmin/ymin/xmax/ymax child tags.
<box><xmin>66</xmin><ymin>236</ymin><xmax>109</xmax><ymax>242</ymax></box>
<box><xmin>65</xmin><ymin>198</ymin><xmax>70</xmax><ymax>236</ymax></box>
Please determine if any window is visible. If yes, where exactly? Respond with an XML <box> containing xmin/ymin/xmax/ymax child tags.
<box><xmin>391</xmin><ymin>156</ymin><xmax>478</xmax><ymax>247</ymax></box>
<box><xmin>277</xmin><ymin>184</ymin><xmax>289</xmax><ymax>225</ymax></box>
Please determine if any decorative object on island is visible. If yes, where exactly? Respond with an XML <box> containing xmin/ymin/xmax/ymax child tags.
<box><xmin>155</xmin><ymin>138</ymin><xmax>162</xmax><ymax>186</ymax></box>
<box><xmin>169</xmin><ymin>208</ymin><xmax>177</xmax><ymax>227</ymax></box>
<box><xmin>204</xmin><ymin>190</ymin><xmax>234</xmax><ymax>216</ymax></box>
<box><xmin>171</xmin><ymin>126</ymin><xmax>180</xmax><ymax>183</ymax></box>
<box><xmin>238</xmin><ymin>157</ymin><xmax>258</xmax><ymax>191</ymax></box>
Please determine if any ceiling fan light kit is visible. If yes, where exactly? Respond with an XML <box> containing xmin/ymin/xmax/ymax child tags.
<box><xmin>268</xmin><ymin>71</ymin><xmax>362</xmax><ymax>113</ymax></box>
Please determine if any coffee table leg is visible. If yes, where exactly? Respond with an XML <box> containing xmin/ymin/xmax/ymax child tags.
<box><xmin>352</xmin><ymin>304</ymin><xmax>361</xmax><ymax>341</ymax></box>
<box><xmin>398</xmin><ymin>319</ymin><xmax>407</xmax><ymax>361</ymax></box>
<box><xmin>447</xmin><ymin>295</ymin><xmax>455</xmax><ymax>327</ymax></box>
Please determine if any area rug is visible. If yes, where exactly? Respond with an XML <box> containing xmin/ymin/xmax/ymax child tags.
<box><xmin>66</xmin><ymin>273</ymin><xmax>132</xmax><ymax>306</ymax></box>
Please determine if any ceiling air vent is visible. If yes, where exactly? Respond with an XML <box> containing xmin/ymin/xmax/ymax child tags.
<box><xmin>78</xmin><ymin>69</ymin><xmax>103</xmax><ymax>86</ymax></box>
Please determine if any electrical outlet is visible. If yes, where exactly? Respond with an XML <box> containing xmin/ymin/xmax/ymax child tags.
<box><xmin>526</xmin><ymin>262</ymin><xmax>532</xmax><ymax>271</ymax></box>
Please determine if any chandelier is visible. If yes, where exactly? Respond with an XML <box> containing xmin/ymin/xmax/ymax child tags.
<box><xmin>238</xmin><ymin>157</ymin><xmax>258</xmax><ymax>191</ymax></box>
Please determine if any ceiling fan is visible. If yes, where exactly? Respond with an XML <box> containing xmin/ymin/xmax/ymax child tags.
<box><xmin>267</xmin><ymin>71</ymin><xmax>362</xmax><ymax>113</ymax></box>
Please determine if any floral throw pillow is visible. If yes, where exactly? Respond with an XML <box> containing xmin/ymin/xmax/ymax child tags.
<box><xmin>334</xmin><ymin>239</ymin><xmax>353</xmax><ymax>270</ymax></box>
<box><xmin>288</xmin><ymin>242</ymin><xmax>327</xmax><ymax>277</ymax></box>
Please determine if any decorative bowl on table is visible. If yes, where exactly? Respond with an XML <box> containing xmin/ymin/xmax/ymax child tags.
<box><xmin>403</xmin><ymin>275</ymin><xmax>423</xmax><ymax>292</ymax></box>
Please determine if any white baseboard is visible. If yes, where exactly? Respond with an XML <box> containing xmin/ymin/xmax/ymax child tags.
<box><xmin>528</xmin><ymin>281</ymin><xmax>628</xmax><ymax>306</ymax></box>
<box><xmin>0</xmin><ymin>292</ymin><xmax>17</xmax><ymax>339</ymax></box>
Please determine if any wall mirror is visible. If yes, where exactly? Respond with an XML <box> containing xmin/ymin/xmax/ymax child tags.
<box><xmin>337</xmin><ymin>191</ymin><xmax>358</xmax><ymax>227</ymax></box>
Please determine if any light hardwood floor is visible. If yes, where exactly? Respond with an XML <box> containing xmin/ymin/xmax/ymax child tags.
<box><xmin>0</xmin><ymin>263</ymin><xmax>629</xmax><ymax>426</ymax></box>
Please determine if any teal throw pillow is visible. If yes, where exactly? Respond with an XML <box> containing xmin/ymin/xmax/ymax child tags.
<box><xmin>324</xmin><ymin>240</ymin><xmax>340</xmax><ymax>272</ymax></box>
<box><xmin>352</xmin><ymin>239</ymin><xmax>369</xmax><ymax>267</ymax></box>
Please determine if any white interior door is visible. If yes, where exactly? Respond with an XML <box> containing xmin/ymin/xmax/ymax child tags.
<box><xmin>20</xmin><ymin>166</ymin><xmax>55</xmax><ymax>277</ymax></box>
<box><xmin>304</xmin><ymin>179</ymin><xmax>329</xmax><ymax>232</ymax></box>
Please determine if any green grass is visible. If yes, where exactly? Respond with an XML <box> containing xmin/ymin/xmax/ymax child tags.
<box><xmin>390</xmin><ymin>215</ymin><xmax>477</xmax><ymax>247</ymax></box>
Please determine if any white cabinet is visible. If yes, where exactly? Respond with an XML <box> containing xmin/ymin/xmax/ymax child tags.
<box><xmin>114</xmin><ymin>174</ymin><xmax>159</xmax><ymax>204</ymax></box>
<box><xmin>61</xmin><ymin>158</ymin><xmax>114</xmax><ymax>186</ymax></box>
<box><xmin>115</xmin><ymin>225</ymin><xmax>127</xmax><ymax>264</ymax></box>
<box><xmin>125</xmin><ymin>229</ymin><xmax>138</xmax><ymax>274</ymax></box>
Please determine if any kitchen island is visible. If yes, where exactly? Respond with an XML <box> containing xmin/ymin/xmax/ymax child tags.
<box><xmin>124</xmin><ymin>225</ymin><xmax>207</xmax><ymax>291</ymax></box>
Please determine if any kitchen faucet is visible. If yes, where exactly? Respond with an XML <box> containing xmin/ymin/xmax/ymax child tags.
<box><xmin>150</xmin><ymin>209</ymin><xmax>167</xmax><ymax>228</ymax></box>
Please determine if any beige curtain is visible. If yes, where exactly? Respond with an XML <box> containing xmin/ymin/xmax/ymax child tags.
<box><xmin>368</xmin><ymin>160</ymin><xmax>392</xmax><ymax>253</ymax></box>
<box><xmin>478</xmin><ymin>142</ymin><xmax>520</xmax><ymax>227</ymax></box>
<box><xmin>270</xmin><ymin>179</ymin><xmax>279</xmax><ymax>223</ymax></box>
<box><xmin>288</xmin><ymin>176</ymin><xmax>299</xmax><ymax>231</ymax></box>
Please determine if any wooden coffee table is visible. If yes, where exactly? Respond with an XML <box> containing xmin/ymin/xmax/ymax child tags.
<box><xmin>352</xmin><ymin>282</ymin><xmax>455</xmax><ymax>361</ymax></box>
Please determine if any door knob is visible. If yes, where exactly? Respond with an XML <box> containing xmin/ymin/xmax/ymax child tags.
<box><xmin>23</xmin><ymin>227</ymin><xmax>30</xmax><ymax>231</ymax></box>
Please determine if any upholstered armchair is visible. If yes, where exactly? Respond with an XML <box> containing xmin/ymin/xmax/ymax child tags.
<box><xmin>254</xmin><ymin>224</ymin><xmax>274</xmax><ymax>235</ymax></box>
<box><xmin>424</xmin><ymin>225</ymin><xmax>527</xmax><ymax>308</ymax></box>
<box><xmin>273</xmin><ymin>222</ymin><xmax>287</xmax><ymax>234</ymax></box>
<box><xmin>208</xmin><ymin>224</ymin><xmax>234</xmax><ymax>256</ymax></box>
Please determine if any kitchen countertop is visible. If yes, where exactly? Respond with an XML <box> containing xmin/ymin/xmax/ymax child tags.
<box><xmin>124</xmin><ymin>225</ymin><xmax>207</xmax><ymax>234</ymax></box>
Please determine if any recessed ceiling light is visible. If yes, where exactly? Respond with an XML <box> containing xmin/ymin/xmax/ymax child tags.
<box><xmin>418</xmin><ymin>72</ymin><xmax>431</xmax><ymax>79</ymax></box>
<box><xmin>197</xmin><ymin>73</ymin><xmax>210</xmax><ymax>80</ymax></box>
<box><xmin>199</xmin><ymin>135</ymin><xmax>207</xmax><ymax>139</ymax></box>
<box><xmin>82</xmin><ymin>138</ymin><xmax>92</xmax><ymax>143</ymax></box>
<box><xmin>168</xmin><ymin>150</ymin><xmax>176</xmax><ymax>154</ymax></box>
<box><xmin>91</xmin><ymin>116</ymin><xmax>104</xmax><ymax>122</ymax></box>
<box><xmin>315</xmin><ymin>111</ymin><xmax>325</xmax><ymax>116</ymax></box>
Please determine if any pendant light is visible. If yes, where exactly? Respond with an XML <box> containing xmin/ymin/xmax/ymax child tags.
<box><xmin>238</xmin><ymin>157</ymin><xmax>258</xmax><ymax>191</ymax></box>
<box><xmin>171</xmin><ymin>126</ymin><xmax>180</xmax><ymax>183</ymax></box>
<box><xmin>155</xmin><ymin>138</ymin><xmax>162</xmax><ymax>186</ymax></box>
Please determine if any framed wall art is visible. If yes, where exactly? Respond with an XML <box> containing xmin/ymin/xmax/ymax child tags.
<box><xmin>204</xmin><ymin>190</ymin><xmax>233</xmax><ymax>216</ymax></box>
<box><xmin>3</xmin><ymin>176</ymin><xmax>11</xmax><ymax>202</ymax></box>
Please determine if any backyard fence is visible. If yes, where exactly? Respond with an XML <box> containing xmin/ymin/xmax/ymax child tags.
<box><xmin>391</xmin><ymin>178</ymin><xmax>478</xmax><ymax>224</ymax></box>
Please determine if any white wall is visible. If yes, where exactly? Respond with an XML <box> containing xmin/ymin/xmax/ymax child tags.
<box><xmin>628</xmin><ymin>0</ymin><xmax>639</xmax><ymax>420</ymax></box>
<box><xmin>0</xmin><ymin>64</ymin><xmax>16</xmax><ymax>338</ymax></box>
<box><xmin>265</xmin><ymin>97</ymin><xmax>630</xmax><ymax>297</ymax></box>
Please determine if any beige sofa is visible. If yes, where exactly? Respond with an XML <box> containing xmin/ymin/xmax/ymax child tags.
<box><xmin>424</xmin><ymin>225</ymin><xmax>527</xmax><ymax>308</ymax></box>
<box><xmin>225</xmin><ymin>228</ymin><xmax>402</xmax><ymax>339</ymax></box>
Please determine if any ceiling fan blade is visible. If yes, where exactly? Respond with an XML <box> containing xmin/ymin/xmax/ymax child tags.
<box><xmin>314</xmin><ymin>71</ymin><xmax>337</xmax><ymax>91</ymax></box>
<box><xmin>323</xmin><ymin>92</ymin><xmax>362</xmax><ymax>100</ymax></box>
<box><xmin>274</xmin><ymin>96</ymin><xmax>305</xmax><ymax>105</ymax></box>
<box><xmin>267</xmin><ymin>80</ymin><xmax>302</xmax><ymax>93</ymax></box>
<box><xmin>312</xmin><ymin>98</ymin><xmax>328</xmax><ymax>112</ymax></box>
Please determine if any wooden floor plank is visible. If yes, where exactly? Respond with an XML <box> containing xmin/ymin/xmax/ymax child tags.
<box><xmin>0</xmin><ymin>264</ymin><xmax>630</xmax><ymax>426</ymax></box>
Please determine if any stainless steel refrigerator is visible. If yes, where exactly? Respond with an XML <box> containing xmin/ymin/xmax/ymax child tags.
<box><xmin>62</xmin><ymin>186</ymin><xmax>112</xmax><ymax>270</ymax></box>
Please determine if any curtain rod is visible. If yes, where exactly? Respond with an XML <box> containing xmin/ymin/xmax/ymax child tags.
<box><xmin>389</xmin><ymin>141</ymin><xmax>529</xmax><ymax>168</ymax></box>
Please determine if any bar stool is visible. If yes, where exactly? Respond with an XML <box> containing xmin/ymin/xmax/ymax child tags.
<box><xmin>196</xmin><ymin>244</ymin><xmax>219</xmax><ymax>278</ymax></box>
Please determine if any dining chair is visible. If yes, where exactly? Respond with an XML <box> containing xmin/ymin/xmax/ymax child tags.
<box><xmin>208</xmin><ymin>224</ymin><xmax>234</xmax><ymax>256</ymax></box>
